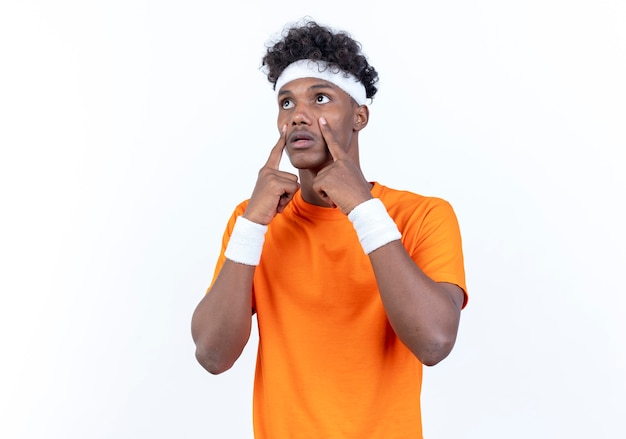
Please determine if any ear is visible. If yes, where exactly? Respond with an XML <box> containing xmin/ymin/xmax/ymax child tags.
<box><xmin>353</xmin><ymin>104</ymin><xmax>369</xmax><ymax>132</ymax></box>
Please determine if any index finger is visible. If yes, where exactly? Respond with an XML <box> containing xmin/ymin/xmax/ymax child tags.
<box><xmin>265</xmin><ymin>124</ymin><xmax>287</xmax><ymax>169</ymax></box>
<box><xmin>318</xmin><ymin>117</ymin><xmax>347</xmax><ymax>161</ymax></box>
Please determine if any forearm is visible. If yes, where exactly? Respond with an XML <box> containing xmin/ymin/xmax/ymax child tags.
<box><xmin>369</xmin><ymin>240</ymin><xmax>464</xmax><ymax>366</ymax></box>
<box><xmin>191</xmin><ymin>260</ymin><xmax>255</xmax><ymax>374</ymax></box>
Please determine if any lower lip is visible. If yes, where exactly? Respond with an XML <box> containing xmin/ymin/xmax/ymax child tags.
<box><xmin>290</xmin><ymin>139</ymin><xmax>315</xmax><ymax>149</ymax></box>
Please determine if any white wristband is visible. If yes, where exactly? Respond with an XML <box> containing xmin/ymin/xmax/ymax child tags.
<box><xmin>348</xmin><ymin>198</ymin><xmax>402</xmax><ymax>254</ymax></box>
<box><xmin>224</xmin><ymin>216</ymin><xmax>268</xmax><ymax>266</ymax></box>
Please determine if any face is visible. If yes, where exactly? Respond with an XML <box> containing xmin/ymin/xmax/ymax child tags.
<box><xmin>277</xmin><ymin>77</ymin><xmax>366</xmax><ymax>171</ymax></box>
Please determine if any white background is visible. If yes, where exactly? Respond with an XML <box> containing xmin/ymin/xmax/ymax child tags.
<box><xmin>1</xmin><ymin>1</ymin><xmax>625</xmax><ymax>438</ymax></box>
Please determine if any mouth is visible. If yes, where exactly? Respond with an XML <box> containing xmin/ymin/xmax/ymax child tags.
<box><xmin>288</xmin><ymin>130</ymin><xmax>316</xmax><ymax>149</ymax></box>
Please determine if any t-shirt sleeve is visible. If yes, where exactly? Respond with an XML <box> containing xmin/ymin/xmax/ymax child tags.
<box><xmin>207</xmin><ymin>201</ymin><xmax>249</xmax><ymax>291</ymax></box>
<box><xmin>408</xmin><ymin>199</ymin><xmax>468</xmax><ymax>308</ymax></box>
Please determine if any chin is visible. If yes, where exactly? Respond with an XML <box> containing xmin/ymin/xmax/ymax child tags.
<box><xmin>290</xmin><ymin>158</ymin><xmax>332</xmax><ymax>172</ymax></box>
<box><xmin>287</xmin><ymin>150</ymin><xmax>332</xmax><ymax>171</ymax></box>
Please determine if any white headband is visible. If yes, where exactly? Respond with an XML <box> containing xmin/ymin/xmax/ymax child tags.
<box><xmin>274</xmin><ymin>59</ymin><xmax>367</xmax><ymax>106</ymax></box>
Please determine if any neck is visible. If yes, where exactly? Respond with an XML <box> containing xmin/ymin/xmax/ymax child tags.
<box><xmin>298</xmin><ymin>169</ymin><xmax>332</xmax><ymax>207</ymax></box>
<box><xmin>297</xmin><ymin>166</ymin><xmax>371</xmax><ymax>209</ymax></box>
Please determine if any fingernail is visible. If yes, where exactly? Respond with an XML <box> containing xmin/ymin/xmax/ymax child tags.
<box><xmin>281</xmin><ymin>124</ymin><xmax>287</xmax><ymax>133</ymax></box>
<box><xmin>319</xmin><ymin>117</ymin><xmax>327</xmax><ymax>125</ymax></box>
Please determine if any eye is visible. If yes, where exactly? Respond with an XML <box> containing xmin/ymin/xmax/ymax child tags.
<box><xmin>316</xmin><ymin>94</ymin><xmax>330</xmax><ymax>104</ymax></box>
<box><xmin>281</xmin><ymin>98</ymin><xmax>294</xmax><ymax>109</ymax></box>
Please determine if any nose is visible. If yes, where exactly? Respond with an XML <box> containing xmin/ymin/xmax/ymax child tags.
<box><xmin>291</xmin><ymin>103</ymin><xmax>312</xmax><ymax>125</ymax></box>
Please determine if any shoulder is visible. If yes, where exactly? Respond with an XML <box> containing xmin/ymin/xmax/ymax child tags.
<box><xmin>375</xmin><ymin>183</ymin><xmax>454</xmax><ymax>216</ymax></box>
<box><xmin>374</xmin><ymin>183</ymin><xmax>461</xmax><ymax>241</ymax></box>
<box><xmin>233</xmin><ymin>199</ymin><xmax>250</xmax><ymax>216</ymax></box>
<box><xmin>222</xmin><ymin>199</ymin><xmax>251</xmax><ymax>234</ymax></box>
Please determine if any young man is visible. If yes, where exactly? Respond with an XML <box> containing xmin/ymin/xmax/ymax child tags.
<box><xmin>192</xmin><ymin>19</ymin><xmax>468</xmax><ymax>438</ymax></box>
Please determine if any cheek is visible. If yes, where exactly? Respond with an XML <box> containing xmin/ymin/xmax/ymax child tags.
<box><xmin>277</xmin><ymin>111</ymin><xmax>288</xmax><ymax>127</ymax></box>
<box><xmin>335</xmin><ymin>117</ymin><xmax>354</xmax><ymax>142</ymax></box>
<box><xmin>277</xmin><ymin>116</ymin><xmax>285</xmax><ymax>130</ymax></box>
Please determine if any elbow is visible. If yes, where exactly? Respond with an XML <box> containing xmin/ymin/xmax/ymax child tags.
<box><xmin>191</xmin><ymin>318</ymin><xmax>250</xmax><ymax>375</ymax></box>
<box><xmin>413</xmin><ymin>334</ymin><xmax>457</xmax><ymax>367</ymax></box>
<box><xmin>420</xmin><ymin>351</ymin><xmax>448</xmax><ymax>367</ymax></box>
<box><xmin>194</xmin><ymin>344</ymin><xmax>234</xmax><ymax>375</ymax></box>
<box><xmin>191</xmin><ymin>312</ymin><xmax>237</xmax><ymax>375</ymax></box>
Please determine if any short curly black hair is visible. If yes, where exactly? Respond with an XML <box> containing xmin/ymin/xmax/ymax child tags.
<box><xmin>262</xmin><ymin>19</ymin><xmax>379</xmax><ymax>100</ymax></box>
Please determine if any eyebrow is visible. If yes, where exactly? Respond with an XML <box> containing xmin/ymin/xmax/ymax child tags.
<box><xmin>277</xmin><ymin>82</ymin><xmax>336</xmax><ymax>97</ymax></box>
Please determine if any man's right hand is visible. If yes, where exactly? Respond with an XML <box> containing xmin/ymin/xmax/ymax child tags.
<box><xmin>243</xmin><ymin>125</ymin><xmax>300</xmax><ymax>225</ymax></box>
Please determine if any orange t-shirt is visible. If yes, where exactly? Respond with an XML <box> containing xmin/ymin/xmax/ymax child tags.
<box><xmin>211</xmin><ymin>182</ymin><xmax>467</xmax><ymax>438</ymax></box>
